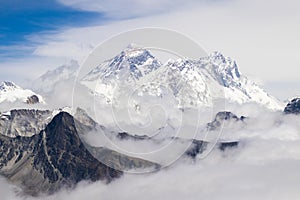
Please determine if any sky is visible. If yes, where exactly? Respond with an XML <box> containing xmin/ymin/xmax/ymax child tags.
<box><xmin>1</xmin><ymin>2</ymin><xmax>300</xmax><ymax>198</ymax></box>
<box><xmin>0</xmin><ymin>0</ymin><xmax>300</xmax><ymax>100</ymax></box>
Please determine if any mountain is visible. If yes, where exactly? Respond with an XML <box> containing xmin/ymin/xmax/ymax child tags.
<box><xmin>0</xmin><ymin>112</ymin><xmax>122</xmax><ymax>195</ymax></box>
<box><xmin>0</xmin><ymin>109</ymin><xmax>160</xmax><ymax>195</ymax></box>
<box><xmin>80</xmin><ymin>46</ymin><xmax>283</xmax><ymax>110</ymax></box>
<box><xmin>81</xmin><ymin>45</ymin><xmax>161</xmax><ymax>102</ymax></box>
<box><xmin>0</xmin><ymin>81</ymin><xmax>44</xmax><ymax>105</ymax></box>
<box><xmin>32</xmin><ymin>60</ymin><xmax>79</xmax><ymax>94</ymax></box>
<box><xmin>82</xmin><ymin>45</ymin><xmax>160</xmax><ymax>84</ymax></box>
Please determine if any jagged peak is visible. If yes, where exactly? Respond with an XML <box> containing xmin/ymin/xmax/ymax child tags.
<box><xmin>208</xmin><ymin>51</ymin><xmax>236</xmax><ymax>67</ymax></box>
<box><xmin>0</xmin><ymin>81</ymin><xmax>19</xmax><ymax>90</ymax></box>
<box><xmin>206</xmin><ymin>51</ymin><xmax>241</xmax><ymax>81</ymax></box>
<box><xmin>209</xmin><ymin>51</ymin><xmax>227</xmax><ymax>64</ymax></box>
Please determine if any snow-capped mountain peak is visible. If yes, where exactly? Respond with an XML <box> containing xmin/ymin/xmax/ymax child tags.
<box><xmin>81</xmin><ymin>45</ymin><xmax>162</xmax><ymax>96</ymax></box>
<box><xmin>105</xmin><ymin>45</ymin><xmax>161</xmax><ymax>80</ymax></box>
<box><xmin>206</xmin><ymin>52</ymin><xmax>241</xmax><ymax>86</ymax></box>
<box><xmin>0</xmin><ymin>81</ymin><xmax>44</xmax><ymax>104</ymax></box>
<box><xmin>62</xmin><ymin>45</ymin><xmax>284</xmax><ymax>110</ymax></box>
<box><xmin>0</xmin><ymin>81</ymin><xmax>19</xmax><ymax>91</ymax></box>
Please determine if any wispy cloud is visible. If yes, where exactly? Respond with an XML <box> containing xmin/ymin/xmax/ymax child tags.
<box><xmin>57</xmin><ymin>0</ymin><xmax>207</xmax><ymax>18</ymax></box>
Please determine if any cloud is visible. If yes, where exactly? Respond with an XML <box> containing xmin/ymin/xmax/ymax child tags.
<box><xmin>1</xmin><ymin>100</ymin><xmax>300</xmax><ymax>199</ymax></box>
<box><xmin>57</xmin><ymin>0</ymin><xmax>204</xmax><ymax>18</ymax></box>
<box><xmin>0</xmin><ymin>57</ymin><xmax>68</xmax><ymax>87</ymax></box>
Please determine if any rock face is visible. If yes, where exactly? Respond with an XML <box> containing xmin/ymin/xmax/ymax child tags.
<box><xmin>0</xmin><ymin>109</ymin><xmax>52</xmax><ymax>137</ymax></box>
<box><xmin>87</xmin><ymin>146</ymin><xmax>160</xmax><ymax>172</ymax></box>
<box><xmin>284</xmin><ymin>98</ymin><xmax>300</xmax><ymax>114</ymax></box>
<box><xmin>207</xmin><ymin>111</ymin><xmax>246</xmax><ymax>131</ymax></box>
<box><xmin>0</xmin><ymin>112</ymin><xmax>122</xmax><ymax>195</ymax></box>
<box><xmin>0</xmin><ymin>109</ymin><xmax>164</xmax><ymax>196</ymax></box>
<box><xmin>185</xmin><ymin>140</ymin><xmax>208</xmax><ymax>158</ymax></box>
<box><xmin>26</xmin><ymin>95</ymin><xmax>39</xmax><ymax>104</ymax></box>
<box><xmin>117</xmin><ymin>132</ymin><xmax>150</xmax><ymax>141</ymax></box>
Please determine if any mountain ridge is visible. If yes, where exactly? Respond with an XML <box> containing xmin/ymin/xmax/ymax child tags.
<box><xmin>79</xmin><ymin>46</ymin><xmax>283</xmax><ymax>110</ymax></box>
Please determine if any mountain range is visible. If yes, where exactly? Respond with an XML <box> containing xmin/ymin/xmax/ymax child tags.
<box><xmin>0</xmin><ymin>45</ymin><xmax>296</xmax><ymax>196</ymax></box>
<box><xmin>80</xmin><ymin>45</ymin><xmax>283</xmax><ymax>110</ymax></box>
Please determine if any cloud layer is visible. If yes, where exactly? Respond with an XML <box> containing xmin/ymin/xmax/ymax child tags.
<box><xmin>2</xmin><ymin>102</ymin><xmax>300</xmax><ymax>199</ymax></box>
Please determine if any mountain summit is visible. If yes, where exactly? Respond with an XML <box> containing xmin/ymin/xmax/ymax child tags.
<box><xmin>0</xmin><ymin>81</ymin><xmax>44</xmax><ymax>105</ymax></box>
<box><xmin>82</xmin><ymin>45</ymin><xmax>161</xmax><ymax>84</ymax></box>
<box><xmin>80</xmin><ymin>46</ymin><xmax>283</xmax><ymax>110</ymax></box>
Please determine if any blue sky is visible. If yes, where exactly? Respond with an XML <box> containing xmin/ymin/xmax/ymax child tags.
<box><xmin>0</xmin><ymin>0</ymin><xmax>105</xmax><ymax>58</ymax></box>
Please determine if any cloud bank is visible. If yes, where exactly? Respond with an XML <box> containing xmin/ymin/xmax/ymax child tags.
<box><xmin>2</xmin><ymin>103</ymin><xmax>300</xmax><ymax>199</ymax></box>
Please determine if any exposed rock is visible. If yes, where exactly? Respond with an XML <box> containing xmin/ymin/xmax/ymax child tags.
<box><xmin>184</xmin><ymin>139</ymin><xmax>239</xmax><ymax>158</ymax></box>
<box><xmin>284</xmin><ymin>98</ymin><xmax>300</xmax><ymax>114</ymax></box>
<box><xmin>86</xmin><ymin>146</ymin><xmax>160</xmax><ymax>172</ymax></box>
<box><xmin>26</xmin><ymin>95</ymin><xmax>40</xmax><ymax>104</ymax></box>
<box><xmin>185</xmin><ymin>139</ymin><xmax>208</xmax><ymax>158</ymax></box>
<box><xmin>117</xmin><ymin>132</ymin><xmax>150</xmax><ymax>141</ymax></box>
<box><xmin>0</xmin><ymin>112</ymin><xmax>122</xmax><ymax>196</ymax></box>
<box><xmin>218</xmin><ymin>141</ymin><xmax>239</xmax><ymax>151</ymax></box>
<box><xmin>207</xmin><ymin>111</ymin><xmax>246</xmax><ymax>131</ymax></box>
<box><xmin>0</xmin><ymin>110</ymin><xmax>165</xmax><ymax>196</ymax></box>
<box><xmin>74</xmin><ymin>107</ymin><xmax>98</xmax><ymax>130</ymax></box>
<box><xmin>0</xmin><ymin>109</ymin><xmax>52</xmax><ymax>137</ymax></box>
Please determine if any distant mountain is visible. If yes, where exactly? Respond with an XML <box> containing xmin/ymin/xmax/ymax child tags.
<box><xmin>0</xmin><ymin>81</ymin><xmax>44</xmax><ymax>104</ymax></box>
<box><xmin>80</xmin><ymin>45</ymin><xmax>283</xmax><ymax>110</ymax></box>
<box><xmin>32</xmin><ymin>60</ymin><xmax>79</xmax><ymax>93</ymax></box>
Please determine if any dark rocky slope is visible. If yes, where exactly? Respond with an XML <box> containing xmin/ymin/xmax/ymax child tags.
<box><xmin>284</xmin><ymin>98</ymin><xmax>300</xmax><ymax>114</ymax></box>
<box><xmin>0</xmin><ymin>112</ymin><xmax>122</xmax><ymax>195</ymax></box>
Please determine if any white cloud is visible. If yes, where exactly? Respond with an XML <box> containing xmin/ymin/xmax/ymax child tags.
<box><xmin>0</xmin><ymin>57</ymin><xmax>69</xmax><ymax>87</ymax></box>
<box><xmin>1</xmin><ymin>98</ymin><xmax>300</xmax><ymax>200</ymax></box>
<box><xmin>57</xmin><ymin>0</ymin><xmax>204</xmax><ymax>18</ymax></box>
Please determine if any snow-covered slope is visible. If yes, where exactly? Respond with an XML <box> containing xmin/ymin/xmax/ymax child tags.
<box><xmin>81</xmin><ymin>45</ymin><xmax>161</xmax><ymax>101</ymax></box>
<box><xmin>80</xmin><ymin>46</ymin><xmax>283</xmax><ymax>110</ymax></box>
<box><xmin>0</xmin><ymin>81</ymin><xmax>44</xmax><ymax>104</ymax></box>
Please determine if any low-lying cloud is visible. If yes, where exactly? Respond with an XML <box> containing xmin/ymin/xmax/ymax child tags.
<box><xmin>2</xmin><ymin>103</ymin><xmax>300</xmax><ymax>199</ymax></box>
